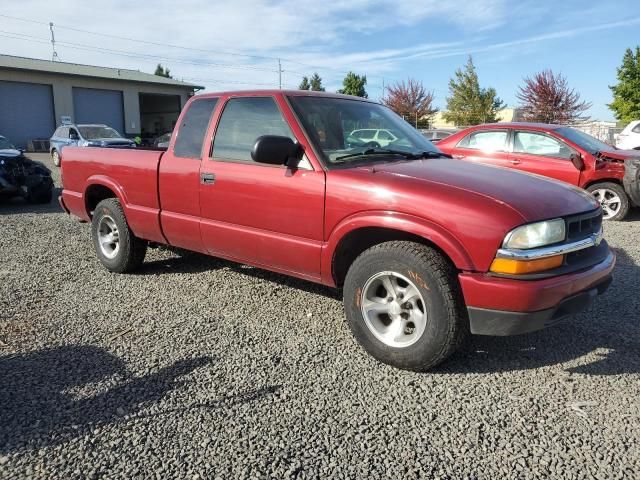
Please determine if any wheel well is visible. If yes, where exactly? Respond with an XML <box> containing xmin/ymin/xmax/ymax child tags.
<box><xmin>332</xmin><ymin>227</ymin><xmax>454</xmax><ymax>287</ymax></box>
<box><xmin>85</xmin><ymin>184</ymin><xmax>117</xmax><ymax>217</ymax></box>
<box><xmin>585</xmin><ymin>179</ymin><xmax>623</xmax><ymax>190</ymax></box>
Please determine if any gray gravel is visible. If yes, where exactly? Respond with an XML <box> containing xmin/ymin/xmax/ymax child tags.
<box><xmin>1</xmin><ymin>153</ymin><xmax>639</xmax><ymax>479</ymax></box>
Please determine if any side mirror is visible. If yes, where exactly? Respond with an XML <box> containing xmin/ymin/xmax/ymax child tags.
<box><xmin>251</xmin><ymin>135</ymin><xmax>303</xmax><ymax>167</ymax></box>
<box><xmin>570</xmin><ymin>153</ymin><xmax>585</xmax><ymax>171</ymax></box>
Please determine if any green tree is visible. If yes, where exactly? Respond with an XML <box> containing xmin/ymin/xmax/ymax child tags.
<box><xmin>337</xmin><ymin>72</ymin><xmax>368</xmax><ymax>97</ymax></box>
<box><xmin>609</xmin><ymin>47</ymin><xmax>640</xmax><ymax>123</ymax></box>
<box><xmin>309</xmin><ymin>73</ymin><xmax>325</xmax><ymax>92</ymax></box>
<box><xmin>443</xmin><ymin>56</ymin><xmax>504</xmax><ymax>126</ymax></box>
<box><xmin>299</xmin><ymin>76</ymin><xmax>311</xmax><ymax>90</ymax></box>
<box><xmin>154</xmin><ymin>64</ymin><xmax>172</xmax><ymax>78</ymax></box>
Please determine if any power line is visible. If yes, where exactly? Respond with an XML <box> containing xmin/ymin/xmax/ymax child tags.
<box><xmin>0</xmin><ymin>13</ymin><xmax>391</xmax><ymax>81</ymax></box>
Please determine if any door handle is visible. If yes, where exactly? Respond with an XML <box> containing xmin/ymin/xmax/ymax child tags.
<box><xmin>200</xmin><ymin>172</ymin><xmax>216</xmax><ymax>184</ymax></box>
<box><xmin>509</xmin><ymin>159</ymin><xmax>522</xmax><ymax>165</ymax></box>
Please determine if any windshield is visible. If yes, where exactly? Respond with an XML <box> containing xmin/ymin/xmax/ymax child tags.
<box><xmin>0</xmin><ymin>137</ymin><xmax>16</xmax><ymax>149</ymax></box>
<box><xmin>288</xmin><ymin>96</ymin><xmax>442</xmax><ymax>167</ymax></box>
<box><xmin>78</xmin><ymin>126</ymin><xmax>123</xmax><ymax>140</ymax></box>
<box><xmin>554</xmin><ymin>127</ymin><xmax>615</xmax><ymax>154</ymax></box>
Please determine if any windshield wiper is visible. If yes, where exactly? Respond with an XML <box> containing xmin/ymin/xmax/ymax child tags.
<box><xmin>335</xmin><ymin>148</ymin><xmax>442</xmax><ymax>162</ymax></box>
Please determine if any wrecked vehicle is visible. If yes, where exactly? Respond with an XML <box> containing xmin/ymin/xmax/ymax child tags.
<box><xmin>0</xmin><ymin>135</ymin><xmax>53</xmax><ymax>204</ymax></box>
<box><xmin>437</xmin><ymin>123</ymin><xmax>640</xmax><ymax>221</ymax></box>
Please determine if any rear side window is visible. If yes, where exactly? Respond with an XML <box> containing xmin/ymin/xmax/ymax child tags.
<box><xmin>457</xmin><ymin>130</ymin><xmax>508</xmax><ymax>152</ymax></box>
<box><xmin>55</xmin><ymin>127</ymin><xmax>69</xmax><ymax>138</ymax></box>
<box><xmin>173</xmin><ymin>98</ymin><xmax>218</xmax><ymax>158</ymax></box>
<box><xmin>633</xmin><ymin>123</ymin><xmax>640</xmax><ymax>134</ymax></box>
<box><xmin>212</xmin><ymin>97</ymin><xmax>293</xmax><ymax>163</ymax></box>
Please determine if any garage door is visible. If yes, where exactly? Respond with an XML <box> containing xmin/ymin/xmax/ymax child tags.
<box><xmin>73</xmin><ymin>87</ymin><xmax>125</xmax><ymax>135</ymax></box>
<box><xmin>0</xmin><ymin>80</ymin><xmax>55</xmax><ymax>149</ymax></box>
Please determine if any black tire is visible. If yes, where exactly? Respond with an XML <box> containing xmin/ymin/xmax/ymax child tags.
<box><xmin>91</xmin><ymin>198</ymin><xmax>147</xmax><ymax>273</ymax></box>
<box><xmin>51</xmin><ymin>149</ymin><xmax>61</xmax><ymax>167</ymax></box>
<box><xmin>343</xmin><ymin>241</ymin><xmax>468</xmax><ymax>371</ymax></box>
<box><xmin>586</xmin><ymin>182</ymin><xmax>630</xmax><ymax>221</ymax></box>
<box><xmin>26</xmin><ymin>183</ymin><xmax>53</xmax><ymax>204</ymax></box>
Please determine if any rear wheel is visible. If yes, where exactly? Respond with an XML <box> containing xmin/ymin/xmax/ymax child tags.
<box><xmin>91</xmin><ymin>198</ymin><xmax>147</xmax><ymax>273</ymax></box>
<box><xmin>587</xmin><ymin>182</ymin><xmax>629</xmax><ymax>221</ymax></box>
<box><xmin>343</xmin><ymin>241</ymin><xmax>468</xmax><ymax>371</ymax></box>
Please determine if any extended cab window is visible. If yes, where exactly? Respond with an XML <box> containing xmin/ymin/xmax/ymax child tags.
<box><xmin>457</xmin><ymin>130</ymin><xmax>508</xmax><ymax>152</ymax></box>
<box><xmin>514</xmin><ymin>131</ymin><xmax>573</xmax><ymax>159</ymax></box>
<box><xmin>173</xmin><ymin>98</ymin><xmax>218</xmax><ymax>158</ymax></box>
<box><xmin>212</xmin><ymin>97</ymin><xmax>293</xmax><ymax>163</ymax></box>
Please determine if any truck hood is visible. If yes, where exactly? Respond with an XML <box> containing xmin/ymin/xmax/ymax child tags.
<box><xmin>366</xmin><ymin>158</ymin><xmax>599</xmax><ymax>221</ymax></box>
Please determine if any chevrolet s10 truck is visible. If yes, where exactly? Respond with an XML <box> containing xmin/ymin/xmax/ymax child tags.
<box><xmin>60</xmin><ymin>91</ymin><xmax>615</xmax><ymax>371</ymax></box>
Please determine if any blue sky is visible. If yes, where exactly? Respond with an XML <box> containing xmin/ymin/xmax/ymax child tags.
<box><xmin>2</xmin><ymin>0</ymin><xmax>639</xmax><ymax>120</ymax></box>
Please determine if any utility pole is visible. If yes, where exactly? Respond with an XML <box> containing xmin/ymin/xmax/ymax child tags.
<box><xmin>49</xmin><ymin>22</ymin><xmax>59</xmax><ymax>61</ymax></box>
<box><xmin>278</xmin><ymin>59</ymin><xmax>282</xmax><ymax>89</ymax></box>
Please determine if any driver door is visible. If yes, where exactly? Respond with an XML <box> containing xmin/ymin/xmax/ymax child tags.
<box><xmin>199</xmin><ymin>96</ymin><xmax>325</xmax><ymax>281</ymax></box>
<box><xmin>509</xmin><ymin>130</ymin><xmax>581</xmax><ymax>185</ymax></box>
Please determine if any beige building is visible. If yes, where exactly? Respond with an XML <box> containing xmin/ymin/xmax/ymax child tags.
<box><xmin>429</xmin><ymin>107</ymin><xmax>523</xmax><ymax>129</ymax></box>
<box><xmin>0</xmin><ymin>54</ymin><xmax>203</xmax><ymax>149</ymax></box>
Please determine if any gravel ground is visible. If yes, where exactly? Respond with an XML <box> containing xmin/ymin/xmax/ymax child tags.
<box><xmin>1</xmin><ymin>153</ymin><xmax>639</xmax><ymax>479</ymax></box>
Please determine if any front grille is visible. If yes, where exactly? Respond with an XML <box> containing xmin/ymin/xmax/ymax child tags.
<box><xmin>565</xmin><ymin>209</ymin><xmax>603</xmax><ymax>266</ymax></box>
<box><xmin>566</xmin><ymin>209</ymin><xmax>602</xmax><ymax>241</ymax></box>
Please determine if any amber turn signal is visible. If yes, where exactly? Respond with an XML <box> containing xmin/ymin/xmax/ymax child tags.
<box><xmin>489</xmin><ymin>255</ymin><xmax>564</xmax><ymax>275</ymax></box>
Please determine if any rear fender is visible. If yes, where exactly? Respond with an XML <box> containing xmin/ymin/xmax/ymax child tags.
<box><xmin>321</xmin><ymin>211</ymin><xmax>475</xmax><ymax>286</ymax></box>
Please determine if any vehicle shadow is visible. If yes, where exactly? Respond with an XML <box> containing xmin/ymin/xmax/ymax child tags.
<box><xmin>435</xmin><ymin>246</ymin><xmax>640</xmax><ymax>375</ymax></box>
<box><xmin>0</xmin><ymin>345</ymin><xmax>279</xmax><ymax>454</ymax></box>
<box><xmin>0</xmin><ymin>187</ymin><xmax>63</xmax><ymax>216</ymax></box>
<box><xmin>140</xmin><ymin>249</ymin><xmax>341</xmax><ymax>299</ymax></box>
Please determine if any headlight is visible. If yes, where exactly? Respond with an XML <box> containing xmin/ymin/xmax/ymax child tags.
<box><xmin>502</xmin><ymin>219</ymin><xmax>565</xmax><ymax>250</ymax></box>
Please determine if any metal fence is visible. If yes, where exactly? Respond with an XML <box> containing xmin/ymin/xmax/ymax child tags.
<box><xmin>569</xmin><ymin>123</ymin><xmax>623</xmax><ymax>145</ymax></box>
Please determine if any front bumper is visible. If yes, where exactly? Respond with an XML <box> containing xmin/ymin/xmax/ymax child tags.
<box><xmin>459</xmin><ymin>249</ymin><xmax>615</xmax><ymax>336</ymax></box>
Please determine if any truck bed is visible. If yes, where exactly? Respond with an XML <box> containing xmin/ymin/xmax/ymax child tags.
<box><xmin>61</xmin><ymin>147</ymin><xmax>165</xmax><ymax>242</ymax></box>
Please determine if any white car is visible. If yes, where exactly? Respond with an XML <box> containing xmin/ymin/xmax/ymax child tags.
<box><xmin>350</xmin><ymin>128</ymin><xmax>399</xmax><ymax>147</ymax></box>
<box><xmin>615</xmin><ymin>120</ymin><xmax>640</xmax><ymax>150</ymax></box>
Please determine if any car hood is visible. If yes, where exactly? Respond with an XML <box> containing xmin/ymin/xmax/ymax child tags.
<box><xmin>596</xmin><ymin>149</ymin><xmax>640</xmax><ymax>161</ymax></box>
<box><xmin>0</xmin><ymin>148</ymin><xmax>22</xmax><ymax>158</ymax></box>
<box><xmin>367</xmin><ymin>158</ymin><xmax>599</xmax><ymax>221</ymax></box>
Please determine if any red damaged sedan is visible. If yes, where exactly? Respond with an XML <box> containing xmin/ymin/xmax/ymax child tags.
<box><xmin>437</xmin><ymin>123</ymin><xmax>640</xmax><ymax>221</ymax></box>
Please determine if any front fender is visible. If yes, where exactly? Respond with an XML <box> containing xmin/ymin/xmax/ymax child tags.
<box><xmin>321</xmin><ymin>211</ymin><xmax>476</xmax><ymax>286</ymax></box>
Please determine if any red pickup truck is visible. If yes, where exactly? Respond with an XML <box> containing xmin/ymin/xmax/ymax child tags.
<box><xmin>60</xmin><ymin>91</ymin><xmax>614</xmax><ymax>371</ymax></box>
<box><xmin>437</xmin><ymin>123</ymin><xmax>640</xmax><ymax>221</ymax></box>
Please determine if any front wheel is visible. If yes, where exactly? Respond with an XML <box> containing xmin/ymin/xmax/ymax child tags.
<box><xmin>343</xmin><ymin>241</ymin><xmax>468</xmax><ymax>371</ymax></box>
<box><xmin>51</xmin><ymin>150</ymin><xmax>61</xmax><ymax>167</ymax></box>
<box><xmin>587</xmin><ymin>182</ymin><xmax>629</xmax><ymax>221</ymax></box>
<box><xmin>91</xmin><ymin>198</ymin><xmax>147</xmax><ymax>273</ymax></box>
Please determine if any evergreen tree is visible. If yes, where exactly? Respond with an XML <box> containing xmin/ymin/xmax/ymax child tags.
<box><xmin>154</xmin><ymin>64</ymin><xmax>172</xmax><ymax>78</ymax></box>
<box><xmin>444</xmin><ymin>56</ymin><xmax>504</xmax><ymax>126</ymax></box>
<box><xmin>309</xmin><ymin>73</ymin><xmax>325</xmax><ymax>92</ymax></box>
<box><xmin>337</xmin><ymin>72</ymin><xmax>368</xmax><ymax>97</ymax></box>
<box><xmin>609</xmin><ymin>47</ymin><xmax>640</xmax><ymax>124</ymax></box>
<box><xmin>299</xmin><ymin>76</ymin><xmax>311</xmax><ymax>90</ymax></box>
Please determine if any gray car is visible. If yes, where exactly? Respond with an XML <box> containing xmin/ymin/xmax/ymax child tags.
<box><xmin>49</xmin><ymin>124</ymin><xmax>135</xmax><ymax>167</ymax></box>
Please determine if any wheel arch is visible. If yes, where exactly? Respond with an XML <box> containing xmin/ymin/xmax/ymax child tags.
<box><xmin>84</xmin><ymin>176</ymin><xmax>128</xmax><ymax>218</ymax></box>
<box><xmin>323</xmin><ymin>212</ymin><xmax>475</xmax><ymax>287</ymax></box>
<box><xmin>584</xmin><ymin>178</ymin><xmax>624</xmax><ymax>189</ymax></box>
